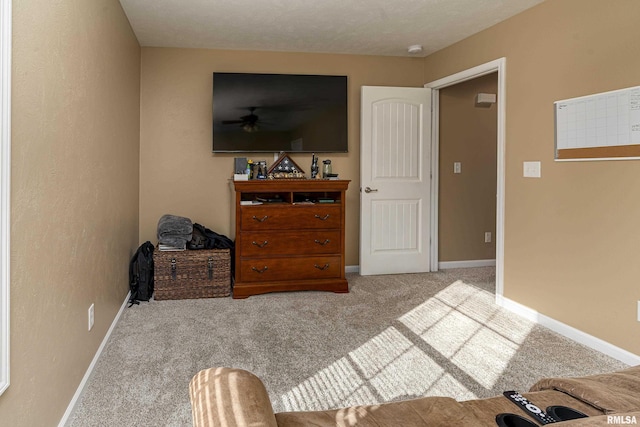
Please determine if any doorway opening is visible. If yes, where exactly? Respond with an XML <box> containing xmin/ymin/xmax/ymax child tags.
<box><xmin>438</xmin><ymin>73</ymin><xmax>497</xmax><ymax>269</ymax></box>
<box><xmin>426</xmin><ymin>58</ymin><xmax>506</xmax><ymax>300</ymax></box>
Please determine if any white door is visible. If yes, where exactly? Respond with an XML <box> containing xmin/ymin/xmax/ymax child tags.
<box><xmin>360</xmin><ymin>86</ymin><xmax>431</xmax><ymax>275</ymax></box>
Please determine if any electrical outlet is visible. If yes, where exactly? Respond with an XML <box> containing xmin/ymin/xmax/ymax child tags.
<box><xmin>88</xmin><ymin>304</ymin><xmax>94</xmax><ymax>331</ymax></box>
<box><xmin>484</xmin><ymin>232</ymin><xmax>492</xmax><ymax>243</ymax></box>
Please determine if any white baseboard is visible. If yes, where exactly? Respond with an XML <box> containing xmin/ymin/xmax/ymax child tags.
<box><xmin>346</xmin><ymin>262</ymin><xmax>496</xmax><ymax>273</ymax></box>
<box><xmin>58</xmin><ymin>292</ymin><xmax>131</xmax><ymax>427</ymax></box>
<box><xmin>496</xmin><ymin>295</ymin><xmax>640</xmax><ymax>366</ymax></box>
<box><xmin>439</xmin><ymin>259</ymin><xmax>496</xmax><ymax>269</ymax></box>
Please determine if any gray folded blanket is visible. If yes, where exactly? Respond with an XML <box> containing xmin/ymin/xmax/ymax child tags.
<box><xmin>157</xmin><ymin>214</ymin><xmax>193</xmax><ymax>247</ymax></box>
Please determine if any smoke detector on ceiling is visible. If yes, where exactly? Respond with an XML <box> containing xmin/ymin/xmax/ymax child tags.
<box><xmin>407</xmin><ymin>45</ymin><xmax>423</xmax><ymax>55</ymax></box>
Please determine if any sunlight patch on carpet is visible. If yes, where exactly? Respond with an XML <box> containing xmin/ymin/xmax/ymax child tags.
<box><xmin>349</xmin><ymin>327</ymin><xmax>476</xmax><ymax>401</ymax></box>
<box><xmin>278</xmin><ymin>280</ymin><xmax>530</xmax><ymax>411</ymax></box>
<box><xmin>280</xmin><ymin>358</ymin><xmax>377</xmax><ymax>411</ymax></box>
<box><xmin>400</xmin><ymin>280</ymin><xmax>534</xmax><ymax>389</ymax></box>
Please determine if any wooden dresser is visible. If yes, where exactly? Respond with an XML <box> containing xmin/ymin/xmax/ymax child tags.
<box><xmin>232</xmin><ymin>179</ymin><xmax>350</xmax><ymax>299</ymax></box>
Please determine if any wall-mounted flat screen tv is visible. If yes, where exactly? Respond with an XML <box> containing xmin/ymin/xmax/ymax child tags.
<box><xmin>212</xmin><ymin>73</ymin><xmax>348</xmax><ymax>153</ymax></box>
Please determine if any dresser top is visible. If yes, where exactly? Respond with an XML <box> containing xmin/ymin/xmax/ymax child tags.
<box><xmin>233</xmin><ymin>179</ymin><xmax>350</xmax><ymax>192</ymax></box>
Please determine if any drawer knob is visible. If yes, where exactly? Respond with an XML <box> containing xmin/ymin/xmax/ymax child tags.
<box><xmin>252</xmin><ymin>215</ymin><xmax>269</xmax><ymax>222</ymax></box>
<box><xmin>252</xmin><ymin>240</ymin><xmax>269</xmax><ymax>248</ymax></box>
<box><xmin>314</xmin><ymin>263</ymin><xmax>330</xmax><ymax>271</ymax></box>
<box><xmin>314</xmin><ymin>214</ymin><xmax>330</xmax><ymax>220</ymax></box>
<box><xmin>314</xmin><ymin>239</ymin><xmax>331</xmax><ymax>246</ymax></box>
<box><xmin>251</xmin><ymin>266</ymin><xmax>269</xmax><ymax>274</ymax></box>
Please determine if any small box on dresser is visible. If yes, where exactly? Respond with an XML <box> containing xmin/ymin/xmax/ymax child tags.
<box><xmin>153</xmin><ymin>248</ymin><xmax>231</xmax><ymax>300</ymax></box>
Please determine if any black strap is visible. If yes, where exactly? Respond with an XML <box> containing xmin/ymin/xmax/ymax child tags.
<box><xmin>503</xmin><ymin>391</ymin><xmax>557</xmax><ymax>424</ymax></box>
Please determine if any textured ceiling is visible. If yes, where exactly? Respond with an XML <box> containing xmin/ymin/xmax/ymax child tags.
<box><xmin>118</xmin><ymin>0</ymin><xmax>544</xmax><ymax>57</ymax></box>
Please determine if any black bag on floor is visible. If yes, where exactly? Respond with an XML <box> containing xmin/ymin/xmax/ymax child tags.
<box><xmin>128</xmin><ymin>241</ymin><xmax>155</xmax><ymax>306</ymax></box>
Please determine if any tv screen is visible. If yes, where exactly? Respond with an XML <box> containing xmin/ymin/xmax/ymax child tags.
<box><xmin>212</xmin><ymin>73</ymin><xmax>348</xmax><ymax>153</ymax></box>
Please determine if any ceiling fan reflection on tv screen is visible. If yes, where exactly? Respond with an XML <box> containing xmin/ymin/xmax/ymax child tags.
<box><xmin>212</xmin><ymin>72</ymin><xmax>348</xmax><ymax>153</ymax></box>
<box><xmin>222</xmin><ymin>107</ymin><xmax>262</xmax><ymax>133</ymax></box>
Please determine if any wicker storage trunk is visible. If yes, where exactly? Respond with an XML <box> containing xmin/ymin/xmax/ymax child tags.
<box><xmin>153</xmin><ymin>249</ymin><xmax>231</xmax><ymax>300</ymax></box>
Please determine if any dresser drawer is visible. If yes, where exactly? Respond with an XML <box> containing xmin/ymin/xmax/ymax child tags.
<box><xmin>240</xmin><ymin>205</ymin><xmax>341</xmax><ymax>230</ymax></box>
<box><xmin>240</xmin><ymin>230</ymin><xmax>341</xmax><ymax>256</ymax></box>
<box><xmin>239</xmin><ymin>256</ymin><xmax>342</xmax><ymax>282</ymax></box>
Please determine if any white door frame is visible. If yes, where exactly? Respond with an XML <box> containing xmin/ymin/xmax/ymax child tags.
<box><xmin>425</xmin><ymin>57</ymin><xmax>506</xmax><ymax>299</ymax></box>
<box><xmin>0</xmin><ymin>0</ymin><xmax>11</xmax><ymax>396</ymax></box>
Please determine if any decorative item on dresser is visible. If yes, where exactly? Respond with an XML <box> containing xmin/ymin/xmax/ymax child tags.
<box><xmin>266</xmin><ymin>152</ymin><xmax>306</xmax><ymax>179</ymax></box>
<box><xmin>233</xmin><ymin>179</ymin><xmax>350</xmax><ymax>298</ymax></box>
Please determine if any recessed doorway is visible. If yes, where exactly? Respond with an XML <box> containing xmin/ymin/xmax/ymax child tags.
<box><xmin>426</xmin><ymin>58</ymin><xmax>506</xmax><ymax>300</ymax></box>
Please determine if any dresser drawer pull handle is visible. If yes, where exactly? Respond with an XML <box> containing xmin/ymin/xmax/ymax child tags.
<box><xmin>314</xmin><ymin>263</ymin><xmax>330</xmax><ymax>271</ymax></box>
<box><xmin>252</xmin><ymin>215</ymin><xmax>269</xmax><ymax>222</ymax></box>
<box><xmin>314</xmin><ymin>214</ymin><xmax>330</xmax><ymax>220</ymax></box>
<box><xmin>252</xmin><ymin>240</ymin><xmax>269</xmax><ymax>248</ymax></box>
<box><xmin>171</xmin><ymin>258</ymin><xmax>177</xmax><ymax>279</ymax></box>
<box><xmin>314</xmin><ymin>239</ymin><xmax>331</xmax><ymax>246</ymax></box>
<box><xmin>251</xmin><ymin>266</ymin><xmax>269</xmax><ymax>274</ymax></box>
<box><xmin>207</xmin><ymin>257</ymin><xmax>214</xmax><ymax>280</ymax></box>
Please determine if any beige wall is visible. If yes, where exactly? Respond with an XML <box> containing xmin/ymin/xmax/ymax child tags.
<box><xmin>424</xmin><ymin>0</ymin><xmax>640</xmax><ymax>355</ymax></box>
<box><xmin>2</xmin><ymin>0</ymin><xmax>141</xmax><ymax>425</ymax></box>
<box><xmin>139</xmin><ymin>48</ymin><xmax>425</xmax><ymax>265</ymax></box>
<box><xmin>439</xmin><ymin>73</ymin><xmax>497</xmax><ymax>262</ymax></box>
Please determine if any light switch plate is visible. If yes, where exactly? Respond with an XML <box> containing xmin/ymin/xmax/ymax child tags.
<box><xmin>454</xmin><ymin>162</ymin><xmax>461</xmax><ymax>174</ymax></box>
<box><xmin>523</xmin><ymin>161</ymin><xmax>541</xmax><ymax>178</ymax></box>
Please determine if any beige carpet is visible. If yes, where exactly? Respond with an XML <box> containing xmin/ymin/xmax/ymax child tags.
<box><xmin>67</xmin><ymin>267</ymin><xmax>629</xmax><ymax>426</ymax></box>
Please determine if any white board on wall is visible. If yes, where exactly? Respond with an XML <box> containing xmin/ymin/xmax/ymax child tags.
<box><xmin>555</xmin><ymin>85</ymin><xmax>640</xmax><ymax>161</ymax></box>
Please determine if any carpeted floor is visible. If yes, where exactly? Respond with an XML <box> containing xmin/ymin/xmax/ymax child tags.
<box><xmin>67</xmin><ymin>267</ymin><xmax>629</xmax><ymax>426</ymax></box>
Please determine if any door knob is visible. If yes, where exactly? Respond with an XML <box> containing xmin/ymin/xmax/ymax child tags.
<box><xmin>364</xmin><ymin>187</ymin><xmax>378</xmax><ymax>193</ymax></box>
